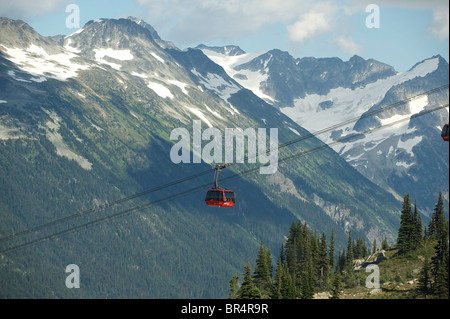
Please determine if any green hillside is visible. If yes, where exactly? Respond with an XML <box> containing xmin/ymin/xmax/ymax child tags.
<box><xmin>229</xmin><ymin>193</ymin><xmax>449</xmax><ymax>299</ymax></box>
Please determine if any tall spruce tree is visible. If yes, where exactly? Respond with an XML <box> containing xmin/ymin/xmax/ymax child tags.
<box><xmin>329</xmin><ymin>229</ymin><xmax>335</xmax><ymax>270</ymax></box>
<box><xmin>301</xmin><ymin>269</ymin><xmax>314</xmax><ymax>299</ymax></box>
<box><xmin>397</xmin><ymin>194</ymin><xmax>414</xmax><ymax>254</ymax></box>
<box><xmin>411</xmin><ymin>200</ymin><xmax>423</xmax><ymax>248</ymax></box>
<box><xmin>362</xmin><ymin>240</ymin><xmax>368</xmax><ymax>258</ymax></box>
<box><xmin>433</xmin><ymin>192</ymin><xmax>446</xmax><ymax>240</ymax></box>
<box><xmin>430</xmin><ymin>193</ymin><xmax>449</xmax><ymax>298</ymax></box>
<box><xmin>237</xmin><ymin>261</ymin><xmax>262</xmax><ymax>299</ymax></box>
<box><xmin>283</xmin><ymin>264</ymin><xmax>297</xmax><ymax>299</ymax></box>
<box><xmin>427</xmin><ymin>192</ymin><xmax>445</xmax><ymax>239</ymax></box>
<box><xmin>229</xmin><ymin>275</ymin><xmax>240</xmax><ymax>299</ymax></box>
<box><xmin>285</xmin><ymin>221</ymin><xmax>299</xmax><ymax>279</ymax></box>
<box><xmin>253</xmin><ymin>241</ymin><xmax>272</xmax><ymax>296</ymax></box>
<box><xmin>418</xmin><ymin>256</ymin><xmax>432</xmax><ymax>297</ymax></box>
<box><xmin>381</xmin><ymin>236</ymin><xmax>389</xmax><ymax>250</ymax></box>
<box><xmin>354</xmin><ymin>238</ymin><xmax>364</xmax><ymax>259</ymax></box>
<box><xmin>330</xmin><ymin>266</ymin><xmax>343</xmax><ymax>299</ymax></box>
<box><xmin>318</xmin><ymin>232</ymin><xmax>329</xmax><ymax>288</ymax></box>
<box><xmin>271</xmin><ymin>257</ymin><xmax>284</xmax><ymax>299</ymax></box>
<box><xmin>311</xmin><ymin>231</ymin><xmax>320</xmax><ymax>285</ymax></box>
<box><xmin>345</xmin><ymin>230</ymin><xmax>354</xmax><ymax>272</ymax></box>
<box><xmin>266</xmin><ymin>247</ymin><xmax>273</xmax><ymax>278</ymax></box>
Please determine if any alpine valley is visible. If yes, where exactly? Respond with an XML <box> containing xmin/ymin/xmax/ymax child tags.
<box><xmin>0</xmin><ymin>17</ymin><xmax>448</xmax><ymax>298</ymax></box>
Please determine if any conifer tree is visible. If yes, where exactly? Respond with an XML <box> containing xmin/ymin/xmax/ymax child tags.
<box><xmin>254</xmin><ymin>241</ymin><xmax>272</xmax><ymax>296</ymax></box>
<box><xmin>266</xmin><ymin>247</ymin><xmax>273</xmax><ymax>278</ymax></box>
<box><xmin>433</xmin><ymin>192</ymin><xmax>446</xmax><ymax>240</ymax></box>
<box><xmin>397</xmin><ymin>194</ymin><xmax>413</xmax><ymax>254</ymax></box>
<box><xmin>271</xmin><ymin>257</ymin><xmax>284</xmax><ymax>299</ymax></box>
<box><xmin>283</xmin><ymin>266</ymin><xmax>297</xmax><ymax>299</ymax></box>
<box><xmin>274</xmin><ymin>259</ymin><xmax>296</xmax><ymax>299</ymax></box>
<box><xmin>229</xmin><ymin>275</ymin><xmax>240</xmax><ymax>299</ymax></box>
<box><xmin>237</xmin><ymin>261</ymin><xmax>262</xmax><ymax>299</ymax></box>
<box><xmin>434</xmin><ymin>258</ymin><xmax>449</xmax><ymax>298</ymax></box>
<box><xmin>318</xmin><ymin>232</ymin><xmax>329</xmax><ymax>288</ymax></box>
<box><xmin>426</xmin><ymin>193</ymin><xmax>449</xmax><ymax>298</ymax></box>
<box><xmin>345</xmin><ymin>230</ymin><xmax>354</xmax><ymax>272</ymax></box>
<box><xmin>337</xmin><ymin>249</ymin><xmax>345</xmax><ymax>273</ymax></box>
<box><xmin>330</xmin><ymin>267</ymin><xmax>343</xmax><ymax>299</ymax></box>
<box><xmin>418</xmin><ymin>256</ymin><xmax>431</xmax><ymax>297</ymax></box>
<box><xmin>362</xmin><ymin>240</ymin><xmax>368</xmax><ymax>258</ymax></box>
<box><xmin>431</xmin><ymin>217</ymin><xmax>449</xmax><ymax>297</ymax></box>
<box><xmin>427</xmin><ymin>192</ymin><xmax>445</xmax><ymax>240</ymax></box>
<box><xmin>354</xmin><ymin>238</ymin><xmax>363</xmax><ymax>259</ymax></box>
<box><xmin>381</xmin><ymin>236</ymin><xmax>389</xmax><ymax>250</ymax></box>
<box><xmin>301</xmin><ymin>269</ymin><xmax>314</xmax><ymax>299</ymax></box>
<box><xmin>285</xmin><ymin>221</ymin><xmax>299</xmax><ymax>278</ymax></box>
<box><xmin>279</xmin><ymin>243</ymin><xmax>286</xmax><ymax>264</ymax></box>
<box><xmin>311</xmin><ymin>231</ymin><xmax>320</xmax><ymax>285</ymax></box>
<box><xmin>329</xmin><ymin>229</ymin><xmax>335</xmax><ymax>270</ymax></box>
<box><xmin>411</xmin><ymin>200</ymin><xmax>423</xmax><ymax>248</ymax></box>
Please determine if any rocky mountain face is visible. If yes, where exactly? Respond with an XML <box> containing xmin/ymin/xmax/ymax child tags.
<box><xmin>200</xmin><ymin>46</ymin><xmax>449</xmax><ymax>219</ymax></box>
<box><xmin>0</xmin><ymin>17</ymin><xmax>416</xmax><ymax>298</ymax></box>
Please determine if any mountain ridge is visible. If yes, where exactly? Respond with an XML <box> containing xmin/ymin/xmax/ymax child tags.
<box><xmin>199</xmin><ymin>44</ymin><xmax>449</xmax><ymax>219</ymax></box>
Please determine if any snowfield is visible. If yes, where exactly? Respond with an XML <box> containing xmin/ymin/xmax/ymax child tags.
<box><xmin>93</xmin><ymin>48</ymin><xmax>134</xmax><ymax>70</ymax></box>
<box><xmin>200</xmin><ymin>49</ymin><xmax>273</xmax><ymax>102</ymax></box>
<box><xmin>1</xmin><ymin>44</ymin><xmax>91</xmax><ymax>81</ymax></box>
<box><xmin>147</xmin><ymin>81</ymin><xmax>174</xmax><ymax>99</ymax></box>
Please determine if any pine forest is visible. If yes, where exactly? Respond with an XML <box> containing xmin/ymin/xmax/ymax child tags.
<box><xmin>229</xmin><ymin>192</ymin><xmax>449</xmax><ymax>299</ymax></box>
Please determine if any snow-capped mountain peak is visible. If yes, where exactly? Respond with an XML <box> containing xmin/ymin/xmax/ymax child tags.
<box><xmin>200</xmin><ymin>42</ymin><xmax>448</xmax><ymax>216</ymax></box>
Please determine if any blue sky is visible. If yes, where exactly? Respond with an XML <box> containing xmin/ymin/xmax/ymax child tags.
<box><xmin>1</xmin><ymin>0</ymin><xmax>448</xmax><ymax>71</ymax></box>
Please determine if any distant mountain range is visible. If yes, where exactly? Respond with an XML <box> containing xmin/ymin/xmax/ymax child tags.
<box><xmin>0</xmin><ymin>16</ymin><xmax>447</xmax><ymax>298</ymax></box>
<box><xmin>199</xmin><ymin>45</ymin><xmax>449</xmax><ymax>219</ymax></box>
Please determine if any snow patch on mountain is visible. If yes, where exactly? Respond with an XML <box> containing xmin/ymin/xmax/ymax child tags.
<box><xmin>150</xmin><ymin>52</ymin><xmax>165</xmax><ymax>63</ymax></box>
<box><xmin>204</xmin><ymin>104</ymin><xmax>224</xmax><ymax>119</ymax></box>
<box><xmin>191</xmin><ymin>68</ymin><xmax>240</xmax><ymax>101</ymax></box>
<box><xmin>93</xmin><ymin>48</ymin><xmax>134</xmax><ymax>70</ymax></box>
<box><xmin>397</xmin><ymin>136</ymin><xmax>424</xmax><ymax>157</ymax></box>
<box><xmin>378</xmin><ymin>95</ymin><xmax>428</xmax><ymax>127</ymax></box>
<box><xmin>66</xmin><ymin>28</ymin><xmax>84</xmax><ymax>38</ymax></box>
<box><xmin>168</xmin><ymin>80</ymin><xmax>189</xmax><ymax>95</ymax></box>
<box><xmin>1</xmin><ymin>44</ymin><xmax>90</xmax><ymax>81</ymax></box>
<box><xmin>200</xmin><ymin>49</ymin><xmax>273</xmax><ymax>102</ymax></box>
<box><xmin>184</xmin><ymin>106</ymin><xmax>213</xmax><ymax>128</ymax></box>
<box><xmin>147</xmin><ymin>81</ymin><xmax>174</xmax><ymax>99</ymax></box>
<box><xmin>131</xmin><ymin>71</ymin><xmax>148</xmax><ymax>78</ymax></box>
<box><xmin>64</xmin><ymin>38</ymin><xmax>80</xmax><ymax>53</ymax></box>
<box><xmin>288</xmin><ymin>127</ymin><xmax>301</xmax><ymax>136</ymax></box>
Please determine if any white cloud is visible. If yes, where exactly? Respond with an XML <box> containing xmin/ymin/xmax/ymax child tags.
<box><xmin>287</xmin><ymin>5</ymin><xmax>336</xmax><ymax>42</ymax></box>
<box><xmin>430</xmin><ymin>10</ymin><xmax>449</xmax><ymax>40</ymax></box>
<box><xmin>334</xmin><ymin>35</ymin><xmax>362</xmax><ymax>56</ymax></box>
<box><xmin>0</xmin><ymin>0</ymin><xmax>70</xmax><ymax>19</ymax></box>
<box><xmin>135</xmin><ymin>0</ymin><xmax>331</xmax><ymax>44</ymax></box>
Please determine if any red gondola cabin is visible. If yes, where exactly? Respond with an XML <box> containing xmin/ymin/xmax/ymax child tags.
<box><xmin>442</xmin><ymin>124</ymin><xmax>449</xmax><ymax>141</ymax></box>
<box><xmin>205</xmin><ymin>189</ymin><xmax>236</xmax><ymax>207</ymax></box>
<box><xmin>205</xmin><ymin>164</ymin><xmax>236</xmax><ymax>208</ymax></box>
